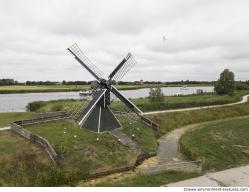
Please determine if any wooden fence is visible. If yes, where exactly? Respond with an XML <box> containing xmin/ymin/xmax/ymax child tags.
<box><xmin>88</xmin><ymin>152</ymin><xmax>157</xmax><ymax>179</ymax></box>
<box><xmin>11</xmin><ymin>120</ymin><xmax>61</xmax><ymax>164</ymax></box>
<box><xmin>139</xmin><ymin>115</ymin><xmax>160</xmax><ymax>132</ymax></box>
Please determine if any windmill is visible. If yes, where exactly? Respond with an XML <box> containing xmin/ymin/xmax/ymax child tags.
<box><xmin>67</xmin><ymin>43</ymin><xmax>142</xmax><ymax>133</ymax></box>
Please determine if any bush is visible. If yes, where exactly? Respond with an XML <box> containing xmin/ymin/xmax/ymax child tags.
<box><xmin>149</xmin><ymin>87</ymin><xmax>164</xmax><ymax>102</ymax></box>
<box><xmin>26</xmin><ymin>101</ymin><xmax>46</xmax><ymax>112</ymax></box>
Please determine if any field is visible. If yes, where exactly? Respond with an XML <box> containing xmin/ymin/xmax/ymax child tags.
<box><xmin>0</xmin><ymin>114</ymin><xmax>158</xmax><ymax>186</ymax></box>
<box><xmin>25</xmin><ymin>120</ymin><xmax>136</xmax><ymax>173</ymax></box>
<box><xmin>179</xmin><ymin>116</ymin><xmax>249</xmax><ymax>171</ymax></box>
<box><xmin>0</xmin><ymin>112</ymin><xmax>33</xmax><ymax>127</ymax></box>
<box><xmin>26</xmin><ymin>91</ymin><xmax>249</xmax><ymax>113</ymax></box>
<box><xmin>0</xmin><ymin>130</ymin><xmax>53</xmax><ymax>186</ymax></box>
<box><xmin>1</xmin><ymin>91</ymin><xmax>249</xmax><ymax>186</ymax></box>
<box><xmin>0</xmin><ymin>83</ymin><xmax>212</xmax><ymax>94</ymax></box>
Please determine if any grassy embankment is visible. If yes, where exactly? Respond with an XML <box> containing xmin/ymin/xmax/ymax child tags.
<box><xmin>26</xmin><ymin>90</ymin><xmax>249</xmax><ymax>113</ymax></box>
<box><xmin>150</xmin><ymin>98</ymin><xmax>249</xmax><ymax>137</ymax></box>
<box><xmin>0</xmin><ymin>83</ymin><xmax>211</xmax><ymax>94</ymax></box>
<box><xmin>180</xmin><ymin>116</ymin><xmax>249</xmax><ymax>171</ymax></box>
<box><xmin>0</xmin><ymin>113</ymin><xmax>157</xmax><ymax>186</ymax></box>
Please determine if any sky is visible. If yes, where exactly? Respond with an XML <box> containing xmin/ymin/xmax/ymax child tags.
<box><xmin>0</xmin><ymin>0</ymin><xmax>249</xmax><ymax>82</ymax></box>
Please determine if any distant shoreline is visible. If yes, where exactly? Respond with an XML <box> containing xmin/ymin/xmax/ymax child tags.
<box><xmin>0</xmin><ymin>84</ymin><xmax>212</xmax><ymax>94</ymax></box>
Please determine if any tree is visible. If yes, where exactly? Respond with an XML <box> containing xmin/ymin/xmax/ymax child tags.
<box><xmin>214</xmin><ymin>69</ymin><xmax>235</xmax><ymax>95</ymax></box>
<box><xmin>149</xmin><ymin>87</ymin><xmax>164</xmax><ymax>102</ymax></box>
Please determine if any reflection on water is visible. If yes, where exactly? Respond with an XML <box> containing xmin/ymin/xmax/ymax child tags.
<box><xmin>0</xmin><ymin>86</ymin><xmax>213</xmax><ymax>112</ymax></box>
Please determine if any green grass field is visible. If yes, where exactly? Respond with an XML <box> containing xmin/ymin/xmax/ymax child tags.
<box><xmin>0</xmin><ymin>112</ymin><xmax>33</xmax><ymax>128</ymax></box>
<box><xmin>0</xmin><ymin>130</ymin><xmax>54</xmax><ymax>186</ymax></box>
<box><xmin>0</xmin><ymin>112</ymin><xmax>157</xmax><ymax>186</ymax></box>
<box><xmin>0</xmin><ymin>83</ymin><xmax>212</xmax><ymax>94</ymax></box>
<box><xmin>25</xmin><ymin>120</ymin><xmax>136</xmax><ymax>174</ymax></box>
<box><xmin>179</xmin><ymin>117</ymin><xmax>249</xmax><ymax>171</ymax></box>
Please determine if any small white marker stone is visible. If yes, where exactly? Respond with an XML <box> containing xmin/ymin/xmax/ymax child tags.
<box><xmin>74</xmin><ymin>135</ymin><xmax>77</xmax><ymax>138</ymax></box>
<box><xmin>118</xmin><ymin>138</ymin><xmax>121</xmax><ymax>142</ymax></box>
<box><xmin>64</xmin><ymin>131</ymin><xmax>66</xmax><ymax>134</ymax></box>
<box><xmin>64</xmin><ymin>127</ymin><xmax>67</xmax><ymax>130</ymax></box>
<box><xmin>96</xmin><ymin>137</ymin><xmax>99</xmax><ymax>141</ymax></box>
<box><xmin>132</xmin><ymin>134</ymin><xmax>135</xmax><ymax>137</ymax></box>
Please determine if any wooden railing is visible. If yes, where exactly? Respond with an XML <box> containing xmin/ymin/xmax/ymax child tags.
<box><xmin>10</xmin><ymin>113</ymin><xmax>67</xmax><ymax>164</ymax></box>
<box><xmin>139</xmin><ymin>115</ymin><xmax>160</xmax><ymax>132</ymax></box>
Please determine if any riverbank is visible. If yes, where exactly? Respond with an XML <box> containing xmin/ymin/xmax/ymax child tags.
<box><xmin>0</xmin><ymin>84</ymin><xmax>212</xmax><ymax>94</ymax></box>
<box><xmin>26</xmin><ymin>90</ymin><xmax>249</xmax><ymax>113</ymax></box>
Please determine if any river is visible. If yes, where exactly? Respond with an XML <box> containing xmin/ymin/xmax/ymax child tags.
<box><xmin>0</xmin><ymin>86</ymin><xmax>214</xmax><ymax>112</ymax></box>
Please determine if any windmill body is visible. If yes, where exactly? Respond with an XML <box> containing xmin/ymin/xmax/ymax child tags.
<box><xmin>67</xmin><ymin>43</ymin><xmax>142</xmax><ymax>133</ymax></box>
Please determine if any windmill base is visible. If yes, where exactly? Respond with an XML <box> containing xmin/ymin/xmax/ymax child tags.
<box><xmin>81</xmin><ymin>105</ymin><xmax>121</xmax><ymax>132</ymax></box>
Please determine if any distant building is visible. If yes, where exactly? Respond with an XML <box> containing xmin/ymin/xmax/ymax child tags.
<box><xmin>135</xmin><ymin>80</ymin><xmax>144</xmax><ymax>85</ymax></box>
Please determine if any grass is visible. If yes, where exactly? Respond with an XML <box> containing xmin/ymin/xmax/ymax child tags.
<box><xmin>0</xmin><ymin>112</ymin><xmax>33</xmax><ymax>127</ymax></box>
<box><xmin>27</xmin><ymin>91</ymin><xmax>249</xmax><ymax>113</ymax></box>
<box><xmin>92</xmin><ymin>171</ymin><xmax>199</xmax><ymax>187</ymax></box>
<box><xmin>0</xmin><ymin>130</ymin><xmax>55</xmax><ymax>186</ymax></box>
<box><xmin>129</xmin><ymin>91</ymin><xmax>249</xmax><ymax>112</ymax></box>
<box><xmin>149</xmin><ymin>99</ymin><xmax>249</xmax><ymax>137</ymax></box>
<box><xmin>179</xmin><ymin>116</ymin><xmax>249</xmax><ymax>171</ymax></box>
<box><xmin>118</xmin><ymin>116</ymin><xmax>158</xmax><ymax>152</ymax></box>
<box><xmin>0</xmin><ymin>111</ymin><xmax>157</xmax><ymax>186</ymax></box>
<box><xmin>25</xmin><ymin>120</ymin><xmax>136</xmax><ymax>174</ymax></box>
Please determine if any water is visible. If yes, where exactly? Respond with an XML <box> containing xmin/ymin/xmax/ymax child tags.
<box><xmin>0</xmin><ymin>86</ymin><xmax>213</xmax><ymax>112</ymax></box>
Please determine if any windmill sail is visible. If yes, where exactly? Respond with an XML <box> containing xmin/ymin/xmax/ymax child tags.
<box><xmin>110</xmin><ymin>86</ymin><xmax>142</xmax><ymax>114</ymax></box>
<box><xmin>109</xmin><ymin>53</ymin><xmax>137</xmax><ymax>82</ymax></box>
<box><xmin>67</xmin><ymin>43</ymin><xmax>104</xmax><ymax>81</ymax></box>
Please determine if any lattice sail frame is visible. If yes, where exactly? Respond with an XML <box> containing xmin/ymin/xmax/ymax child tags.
<box><xmin>68</xmin><ymin>43</ymin><xmax>104</xmax><ymax>78</ymax></box>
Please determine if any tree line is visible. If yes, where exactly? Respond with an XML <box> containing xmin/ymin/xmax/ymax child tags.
<box><xmin>0</xmin><ymin>78</ymin><xmax>248</xmax><ymax>89</ymax></box>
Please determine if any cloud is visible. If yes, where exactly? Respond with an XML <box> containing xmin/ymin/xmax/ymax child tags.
<box><xmin>0</xmin><ymin>0</ymin><xmax>249</xmax><ymax>82</ymax></box>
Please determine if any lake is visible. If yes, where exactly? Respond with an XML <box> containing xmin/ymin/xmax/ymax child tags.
<box><xmin>0</xmin><ymin>86</ymin><xmax>214</xmax><ymax>112</ymax></box>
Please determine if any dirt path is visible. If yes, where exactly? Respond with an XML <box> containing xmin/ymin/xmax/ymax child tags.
<box><xmin>141</xmin><ymin>115</ymin><xmax>249</xmax><ymax>172</ymax></box>
<box><xmin>142</xmin><ymin>94</ymin><xmax>249</xmax><ymax>115</ymax></box>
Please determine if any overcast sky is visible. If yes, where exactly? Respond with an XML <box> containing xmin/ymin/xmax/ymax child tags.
<box><xmin>0</xmin><ymin>0</ymin><xmax>249</xmax><ymax>82</ymax></box>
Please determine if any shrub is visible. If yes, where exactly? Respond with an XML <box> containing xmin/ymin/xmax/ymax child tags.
<box><xmin>149</xmin><ymin>87</ymin><xmax>164</xmax><ymax>102</ymax></box>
